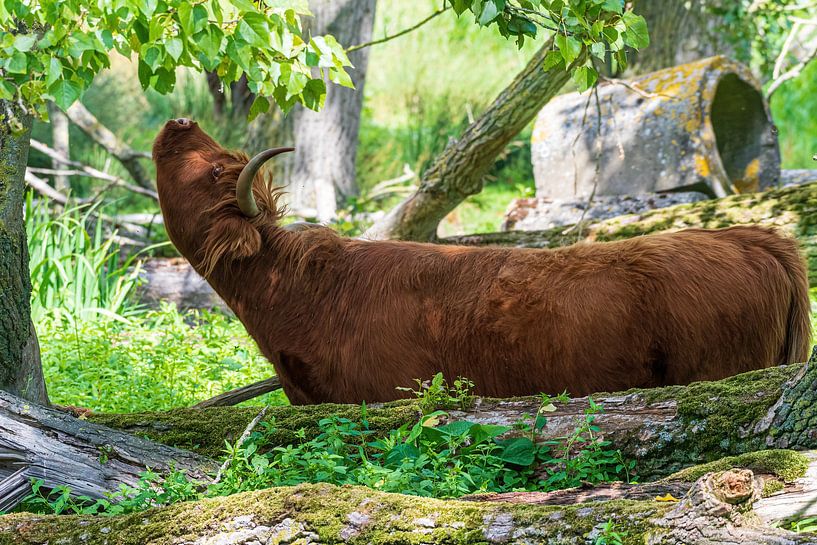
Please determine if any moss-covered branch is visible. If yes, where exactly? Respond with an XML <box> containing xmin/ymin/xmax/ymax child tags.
<box><xmin>442</xmin><ymin>182</ymin><xmax>817</xmax><ymax>284</ymax></box>
<box><xmin>92</xmin><ymin>353</ymin><xmax>817</xmax><ymax>481</ymax></box>
<box><xmin>3</xmin><ymin>470</ymin><xmax>816</xmax><ymax>545</ymax></box>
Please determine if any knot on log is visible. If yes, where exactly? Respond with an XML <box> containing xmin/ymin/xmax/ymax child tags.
<box><xmin>678</xmin><ymin>470</ymin><xmax>760</xmax><ymax>519</ymax></box>
<box><xmin>710</xmin><ymin>469</ymin><xmax>758</xmax><ymax>506</ymax></box>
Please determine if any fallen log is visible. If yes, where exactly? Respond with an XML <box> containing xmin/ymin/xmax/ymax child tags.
<box><xmin>91</xmin><ymin>353</ymin><xmax>817</xmax><ymax>480</ymax></box>
<box><xmin>0</xmin><ymin>391</ymin><xmax>216</xmax><ymax>510</ymax></box>
<box><xmin>2</xmin><ymin>469</ymin><xmax>817</xmax><ymax>544</ymax></box>
<box><xmin>443</xmin><ymin>182</ymin><xmax>817</xmax><ymax>285</ymax></box>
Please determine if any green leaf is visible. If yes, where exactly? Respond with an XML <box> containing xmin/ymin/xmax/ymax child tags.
<box><xmin>230</xmin><ymin>0</ymin><xmax>258</xmax><ymax>12</ymax></box>
<box><xmin>6</xmin><ymin>50</ymin><xmax>27</xmax><ymax>73</ymax></box>
<box><xmin>165</xmin><ymin>37</ymin><xmax>183</xmax><ymax>61</ymax></box>
<box><xmin>555</xmin><ymin>33</ymin><xmax>582</xmax><ymax>65</ymax></box>
<box><xmin>478</xmin><ymin>1</ymin><xmax>500</xmax><ymax>26</ymax></box>
<box><xmin>572</xmin><ymin>64</ymin><xmax>598</xmax><ymax>92</ymax></box>
<box><xmin>542</xmin><ymin>49</ymin><xmax>565</xmax><ymax>71</ymax></box>
<box><xmin>498</xmin><ymin>437</ymin><xmax>536</xmax><ymax>466</ymax></box>
<box><xmin>590</xmin><ymin>41</ymin><xmax>606</xmax><ymax>60</ymax></box>
<box><xmin>247</xmin><ymin>95</ymin><xmax>270</xmax><ymax>121</ymax></box>
<box><xmin>301</xmin><ymin>78</ymin><xmax>325</xmax><ymax>110</ymax></box>
<box><xmin>13</xmin><ymin>34</ymin><xmax>37</xmax><ymax>52</ymax></box>
<box><xmin>622</xmin><ymin>12</ymin><xmax>649</xmax><ymax>49</ymax></box>
<box><xmin>451</xmin><ymin>0</ymin><xmax>473</xmax><ymax>15</ymax></box>
<box><xmin>49</xmin><ymin>79</ymin><xmax>82</xmax><ymax>110</ymax></box>
<box><xmin>46</xmin><ymin>57</ymin><xmax>63</xmax><ymax>87</ymax></box>
<box><xmin>601</xmin><ymin>0</ymin><xmax>623</xmax><ymax>14</ymax></box>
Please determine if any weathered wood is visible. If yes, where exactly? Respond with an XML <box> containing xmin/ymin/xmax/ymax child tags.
<box><xmin>0</xmin><ymin>390</ymin><xmax>216</xmax><ymax>511</ymax></box>
<box><xmin>755</xmin><ymin>452</ymin><xmax>817</xmax><ymax>524</ymax></box>
<box><xmin>2</xmin><ymin>470</ymin><xmax>817</xmax><ymax>544</ymax></box>
<box><xmin>93</xmin><ymin>356</ymin><xmax>817</xmax><ymax>480</ymax></box>
<box><xmin>446</xmin><ymin>182</ymin><xmax>817</xmax><ymax>286</ymax></box>
<box><xmin>192</xmin><ymin>376</ymin><xmax>281</xmax><ymax>408</ymax></box>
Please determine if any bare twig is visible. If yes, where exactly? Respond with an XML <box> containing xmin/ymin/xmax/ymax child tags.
<box><xmin>347</xmin><ymin>5</ymin><xmax>450</xmax><ymax>53</ymax></box>
<box><xmin>29</xmin><ymin>139</ymin><xmax>159</xmax><ymax>201</ymax></box>
<box><xmin>64</xmin><ymin>102</ymin><xmax>154</xmax><ymax>189</ymax></box>
<box><xmin>213</xmin><ymin>407</ymin><xmax>269</xmax><ymax>484</ymax></box>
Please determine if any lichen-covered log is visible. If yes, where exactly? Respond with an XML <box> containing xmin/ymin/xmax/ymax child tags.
<box><xmin>2</xmin><ymin>470</ymin><xmax>816</xmax><ymax>545</ymax></box>
<box><xmin>0</xmin><ymin>390</ymin><xmax>216</xmax><ymax>510</ymax></box>
<box><xmin>92</xmin><ymin>355</ymin><xmax>817</xmax><ymax>481</ymax></box>
<box><xmin>445</xmin><ymin>182</ymin><xmax>817</xmax><ymax>285</ymax></box>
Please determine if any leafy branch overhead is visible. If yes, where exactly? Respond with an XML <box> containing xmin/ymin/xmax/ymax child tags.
<box><xmin>454</xmin><ymin>0</ymin><xmax>649</xmax><ymax>90</ymax></box>
<box><xmin>0</xmin><ymin>0</ymin><xmax>352</xmax><ymax>126</ymax></box>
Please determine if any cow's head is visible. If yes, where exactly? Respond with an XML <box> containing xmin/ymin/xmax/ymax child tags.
<box><xmin>152</xmin><ymin>118</ymin><xmax>293</xmax><ymax>276</ymax></box>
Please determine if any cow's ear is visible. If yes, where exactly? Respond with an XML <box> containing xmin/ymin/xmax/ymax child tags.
<box><xmin>199</xmin><ymin>217</ymin><xmax>261</xmax><ymax>277</ymax></box>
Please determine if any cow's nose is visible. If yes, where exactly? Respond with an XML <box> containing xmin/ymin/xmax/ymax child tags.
<box><xmin>175</xmin><ymin>118</ymin><xmax>191</xmax><ymax>126</ymax></box>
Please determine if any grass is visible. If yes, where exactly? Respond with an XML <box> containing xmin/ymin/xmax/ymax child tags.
<box><xmin>38</xmin><ymin>304</ymin><xmax>283</xmax><ymax>413</ymax></box>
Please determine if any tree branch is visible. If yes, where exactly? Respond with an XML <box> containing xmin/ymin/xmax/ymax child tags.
<box><xmin>64</xmin><ymin>102</ymin><xmax>154</xmax><ymax>190</ymax></box>
<box><xmin>346</xmin><ymin>5</ymin><xmax>450</xmax><ymax>53</ymax></box>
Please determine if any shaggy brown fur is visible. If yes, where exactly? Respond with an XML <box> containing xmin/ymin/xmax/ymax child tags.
<box><xmin>153</xmin><ymin>120</ymin><xmax>812</xmax><ymax>405</ymax></box>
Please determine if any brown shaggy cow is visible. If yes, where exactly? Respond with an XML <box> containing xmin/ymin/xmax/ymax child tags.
<box><xmin>152</xmin><ymin>119</ymin><xmax>811</xmax><ymax>405</ymax></box>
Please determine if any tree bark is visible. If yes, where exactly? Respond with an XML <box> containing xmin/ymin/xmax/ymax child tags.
<box><xmin>364</xmin><ymin>42</ymin><xmax>580</xmax><ymax>241</ymax></box>
<box><xmin>0</xmin><ymin>102</ymin><xmax>47</xmax><ymax>404</ymax></box>
<box><xmin>629</xmin><ymin>0</ymin><xmax>734</xmax><ymax>74</ymax></box>
<box><xmin>243</xmin><ymin>0</ymin><xmax>376</xmax><ymax>222</ymax></box>
<box><xmin>443</xmin><ymin>182</ymin><xmax>817</xmax><ymax>285</ymax></box>
<box><xmin>45</xmin><ymin>102</ymin><xmax>70</xmax><ymax>193</ymax></box>
<box><xmin>91</xmin><ymin>357</ymin><xmax>817</xmax><ymax>481</ymax></box>
<box><xmin>3</xmin><ymin>469</ymin><xmax>817</xmax><ymax>544</ymax></box>
<box><xmin>0</xmin><ymin>390</ymin><xmax>216</xmax><ymax>511</ymax></box>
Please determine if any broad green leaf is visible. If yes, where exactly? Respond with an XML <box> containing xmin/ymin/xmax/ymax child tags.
<box><xmin>542</xmin><ymin>49</ymin><xmax>565</xmax><ymax>71</ymax></box>
<box><xmin>6</xmin><ymin>50</ymin><xmax>27</xmax><ymax>73</ymax></box>
<box><xmin>13</xmin><ymin>34</ymin><xmax>36</xmax><ymax>52</ymax></box>
<box><xmin>572</xmin><ymin>64</ymin><xmax>598</xmax><ymax>91</ymax></box>
<box><xmin>49</xmin><ymin>79</ymin><xmax>82</xmax><ymax>110</ymax></box>
<box><xmin>602</xmin><ymin>0</ymin><xmax>623</xmax><ymax>14</ymax></box>
<box><xmin>248</xmin><ymin>95</ymin><xmax>270</xmax><ymax>121</ymax></box>
<box><xmin>45</xmin><ymin>57</ymin><xmax>63</xmax><ymax>87</ymax></box>
<box><xmin>478</xmin><ymin>1</ymin><xmax>500</xmax><ymax>26</ymax></box>
<box><xmin>230</xmin><ymin>0</ymin><xmax>258</xmax><ymax>13</ymax></box>
<box><xmin>622</xmin><ymin>12</ymin><xmax>649</xmax><ymax>49</ymax></box>
<box><xmin>498</xmin><ymin>437</ymin><xmax>536</xmax><ymax>466</ymax></box>
<box><xmin>165</xmin><ymin>37</ymin><xmax>183</xmax><ymax>61</ymax></box>
<box><xmin>555</xmin><ymin>33</ymin><xmax>582</xmax><ymax>65</ymax></box>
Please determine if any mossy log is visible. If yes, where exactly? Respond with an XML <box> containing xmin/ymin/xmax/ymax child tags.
<box><xmin>3</xmin><ymin>468</ymin><xmax>817</xmax><ymax>545</ymax></box>
<box><xmin>442</xmin><ymin>182</ymin><xmax>817</xmax><ymax>285</ymax></box>
<box><xmin>0</xmin><ymin>390</ymin><xmax>216</xmax><ymax>511</ymax></box>
<box><xmin>92</xmin><ymin>353</ymin><xmax>817</xmax><ymax>481</ymax></box>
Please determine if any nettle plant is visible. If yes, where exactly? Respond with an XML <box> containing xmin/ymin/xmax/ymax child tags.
<box><xmin>451</xmin><ymin>0</ymin><xmax>649</xmax><ymax>90</ymax></box>
<box><xmin>21</xmin><ymin>379</ymin><xmax>636</xmax><ymax>515</ymax></box>
<box><xmin>0</xmin><ymin>0</ymin><xmax>351</xmax><ymax>128</ymax></box>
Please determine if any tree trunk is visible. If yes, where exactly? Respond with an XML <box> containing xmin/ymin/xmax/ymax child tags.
<box><xmin>627</xmin><ymin>1</ymin><xmax>735</xmax><ymax>75</ymax></box>
<box><xmin>91</xmin><ymin>357</ymin><xmax>817</xmax><ymax>481</ymax></box>
<box><xmin>3</xmin><ymin>469</ymin><xmax>817</xmax><ymax>544</ymax></box>
<box><xmin>441</xmin><ymin>182</ymin><xmax>817</xmax><ymax>286</ymax></box>
<box><xmin>364</xmin><ymin>42</ymin><xmax>580</xmax><ymax>241</ymax></box>
<box><xmin>46</xmin><ymin>102</ymin><xmax>70</xmax><ymax>193</ymax></box>
<box><xmin>244</xmin><ymin>0</ymin><xmax>376</xmax><ymax>222</ymax></box>
<box><xmin>0</xmin><ymin>390</ymin><xmax>216</xmax><ymax>511</ymax></box>
<box><xmin>0</xmin><ymin>102</ymin><xmax>47</xmax><ymax>404</ymax></box>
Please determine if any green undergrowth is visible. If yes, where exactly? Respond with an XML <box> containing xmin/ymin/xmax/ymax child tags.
<box><xmin>22</xmin><ymin>384</ymin><xmax>636</xmax><ymax>517</ymax></box>
<box><xmin>39</xmin><ymin>304</ymin><xmax>284</xmax><ymax>412</ymax></box>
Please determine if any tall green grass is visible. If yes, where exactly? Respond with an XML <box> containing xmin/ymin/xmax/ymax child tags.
<box><xmin>26</xmin><ymin>197</ymin><xmax>281</xmax><ymax>411</ymax></box>
<box><xmin>26</xmin><ymin>194</ymin><xmax>143</xmax><ymax>324</ymax></box>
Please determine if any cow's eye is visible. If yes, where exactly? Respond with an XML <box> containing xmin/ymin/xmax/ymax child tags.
<box><xmin>211</xmin><ymin>165</ymin><xmax>224</xmax><ymax>181</ymax></box>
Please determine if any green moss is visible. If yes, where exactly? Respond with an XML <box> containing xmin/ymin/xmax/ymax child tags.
<box><xmin>762</xmin><ymin>479</ymin><xmax>785</xmax><ymax>497</ymax></box>
<box><xmin>662</xmin><ymin>449</ymin><xmax>809</xmax><ymax>483</ymax></box>
<box><xmin>89</xmin><ymin>400</ymin><xmax>421</xmax><ymax>458</ymax></box>
<box><xmin>0</xmin><ymin>483</ymin><xmax>674</xmax><ymax>545</ymax></box>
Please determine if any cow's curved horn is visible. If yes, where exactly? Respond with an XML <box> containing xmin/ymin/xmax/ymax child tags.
<box><xmin>236</xmin><ymin>147</ymin><xmax>295</xmax><ymax>217</ymax></box>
